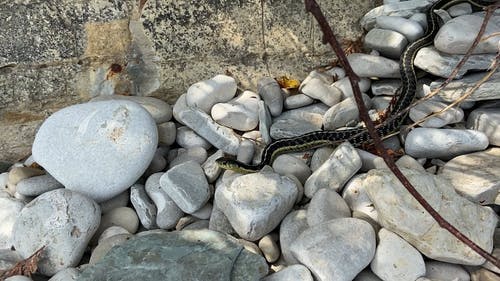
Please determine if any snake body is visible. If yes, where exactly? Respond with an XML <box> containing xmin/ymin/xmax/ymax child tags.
<box><xmin>216</xmin><ymin>0</ymin><xmax>491</xmax><ymax>173</ymax></box>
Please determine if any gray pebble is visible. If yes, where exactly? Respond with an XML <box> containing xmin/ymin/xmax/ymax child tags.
<box><xmin>279</xmin><ymin>210</ymin><xmax>309</xmax><ymax>265</ymax></box>
<box><xmin>175</xmin><ymin>98</ymin><xmax>240</xmax><ymax>155</ymax></box>
<box><xmin>237</xmin><ymin>139</ymin><xmax>255</xmax><ymax>164</ymax></box>
<box><xmin>347</xmin><ymin>53</ymin><xmax>400</xmax><ymax>78</ymax></box>
<box><xmin>145</xmin><ymin>172</ymin><xmax>183</xmax><ymax>229</ymax></box>
<box><xmin>168</xmin><ymin>147</ymin><xmax>207</xmax><ymax>168</ymax></box>
<box><xmin>130</xmin><ymin>183</ymin><xmax>157</xmax><ymax>229</ymax></box>
<box><xmin>157</xmin><ymin>121</ymin><xmax>176</xmax><ymax>146</ymax></box>
<box><xmin>364</xmin><ymin>28</ymin><xmax>407</xmax><ymax>59</ymax></box>
<box><xmin>201</xmin><ymin>150</ymin><xmax>224</xmax><ymax>183</ymax></box>
<box><xmin>160</xmin><ymin>161</ymin><xmax>210</xmax><ymax>214</ymax></box>
<box><xmin>270</xmin><ymin>104</ymin><xmax>329</xmax><ymax>138</ymax></box>
<box><xmin>176</xmin><ymin>126</ymin><xmax>212</xmax><ymax>150</ymax></box>
<box><xmin>48</xmin><ymin>267</ymin><xmax>80</xmax><ymax>281</ymax></box>
<box><xmin>434</xmin><ymin>14</ymin><xmax>500</xmax><ymax>54</ymax></box>
<box><xmin>272</xmin><ymin>154</ymin><xmax>311</xmax><ymax>184</ymax></box>
<box><xmin>284</xmin><ymin>94</ymin><xmax>314</xmax><ymax>109</ymax></box>
<box><xmin>258</xmin><ymin>100</ymin><xmax>273</xmax><ymax>144</ymax></box>
<box><xmin>323</xmin><ymin>98</ymin><xmax>360</xmax><ymax>130</ymax></box>
<box><xmin>432</xmin><ymin>71</ymin><xmax>500</xmax><ymax>102</ymax></box>
<box><xmin>258</xmin><ymin>77</ymin><xmax>284</xmax><ymax>117</ymax></box>
<box><xmin>376</xmin><ymin>16</ymin><xmax>424</xmax><ymax>42</ymax></box>
<box><xmin>332</xmin><ymin>77</ymin><xmax>371</xmax><ymax>99</ymax></box>
<box><xmin>371</xmin><ymin>79</ymin><xmax>400</xmax><ymax>96</ymax></box>
<box><xmin>16</xmin><ymin>174</ymin><xmax>63</xmax><ymax>197</ymax></box>
<box><xmin>305</xmin><ymin>142</ymin><xmax>361</xmax><ymax>197</ymax></box>
<box><xmin>447</xmin><ymin>2</ymin><xmax>472</xmax><ymax>17</ymax></box>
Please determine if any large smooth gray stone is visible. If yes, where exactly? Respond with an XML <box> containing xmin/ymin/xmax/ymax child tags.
<box><xmin>77</xmin><ymin>230</ymin><xmax>268</xmax><ymax>281</ymax></box>
<box><xmin>32</xmin><ymin>100</ymin><xmax>158</xmax><ymax>202</ymax></box>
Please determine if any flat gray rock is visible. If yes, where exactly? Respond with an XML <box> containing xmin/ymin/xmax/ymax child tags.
<box><xmin>409</xmin><ymin>100</ymin><xmax>464</xmax><ymax>128</ymax></box>
<box><xmin>432</xmin><ymin>70</ymin><xmax>500</xmax><ymax>103</ymax></box>
<box><xmin>160</xmin><ymin>161</ymin><xmax>210</xmax><ymax>214</ymax></box>
<box><xmin>270</xmin><ymin>104</ymin><xmax>329</xmax><ymax>138</ymax></box>
<box><xmin>12</xmin><ymin>189</ymin><xmax>100</xmax><ymax>276</ymax></box>
<box><xmin>290</xmin><ymin>218</ymin><xmax>376</xmax><ymax>281</ymax></box>
<box><xmin>440</xmin><ymin>148</ymin><xmax>500</xmax><ymax>205</ymax></box>
<box><xmin>16</xmin><ymin>174</ymin><xmax>64</xmax><ymax>197</ymax></box>
<box><xmin>77</xmin><ymin>230</ymin><xmax>268</xmax><ymax>281</ymax></box>
<box><xmin>375</xmin><ymin>15</ymin><xmax>424</xmax><ymax>42</ymax></box>
<box><xmin>32</xmin><ymin>100</ymin><xmax>158</xmax><ymax>202</ymax></box>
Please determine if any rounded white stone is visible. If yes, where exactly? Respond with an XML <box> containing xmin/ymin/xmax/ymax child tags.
<box><xmin>342</xmin><ymin>174</ymin><xmax>379</xmax><ymax>223</ymax></box>
<box><xmin>168</xmin><ymin>147</ymin><xmax>208</xmax><ymax>168</ymax></box>
<box><xmin>305</xmin><ymin>142</ymin><xmax>361</xmax><ymax>197</ymax></box>
<box><xmin>99</xmin><ymin>190</ymin><xmax>130</xmax><ymax>214</ymax></box>
<box><xmin>0</xmin><ymin>197</ymin><xmax>25</xmax><ymax>250</ymax></box>
<box><xmin>258</xmin><ymin>234</ymin><xmax>280</xmax><ymax>263</ymax></box>
<box><xmin>405</xmin><ymin>128</ymin><xmax>489</xmax><ymax>159</ymax></box>
<box><xmin>272</xmin><ymin>154</ymin><xmax>311</xmax><ymax>184</ymax></box>
<box><xmin>370</xmin><ymin>228</ymin><xmax>425</xmax><ymax>281</ymax></box>
<box><xmin>215</xmin><ymin>171</ymin><xmax>298</xmax><ymax>241</ymax></box>
<box><xmin>290</xmin><ymin>218</ymin><xmax>376</xmax><ymax>281</ymax></box>
<box><xmin>186</xmin><ymin>74</ymin><xmax>237</xmax><ymax>113</ymax></box>
<box><xmin>307</xmin><ymin>188</ymin><xmax>351</xmax><ymax>226</ymax></box>
<box><xmin>12</xmin><ymin>189</ymin><xmax>100</xmax><ymax>276</ymax></box>
<box><xmin>211</xmin><ymin>90</ymin><xmax>260</xmax><ymax>131</ymax></box>
<box><xmin>300</xmin><ymin>77</ymin><xmax>342</xmax><ymax>106</ymax></box>
<box><xmin>424</xmin><ymin>260</ymin><xmax>470</xmax><ymax>281</ymax></box>
<box><xmin>93</xmin><ymin>207</ymin><xmax>139</xmax><ymax>244</ymax></box>
<box><xmin>32</xmin><ymin>100</ymin><xmax>158</xmax><ymax>202</ymax></box>
<box><xmin>279</xmin><ymin>210</ymin><xmax>309</xmax><ymax>265</ymax></box>
<box><xmin>364</xmin><ymin>28</ymin><xmax>408</xmax><ymax>59</ymax></box>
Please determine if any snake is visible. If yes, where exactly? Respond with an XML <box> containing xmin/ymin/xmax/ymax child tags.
<box><xmin>216</xmin><ymin>0</ymin><xmax>492</xmax><ymax>173</ymax></box>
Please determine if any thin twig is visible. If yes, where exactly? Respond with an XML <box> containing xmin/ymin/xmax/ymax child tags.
<box><xmin>304</xmin><ymin>0</ymin><xmax>500</xmax><ymax>268</ymax></box>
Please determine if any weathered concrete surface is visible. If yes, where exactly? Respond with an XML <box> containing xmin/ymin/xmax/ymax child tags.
<box><xmin>0</xmin><ymin>0</ymin><xmax>377</xmax><ymax>162</ymax></box>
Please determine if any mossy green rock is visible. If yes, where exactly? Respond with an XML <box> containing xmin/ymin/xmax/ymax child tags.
<box><xmin>77</xmin><ymin>230</ymin><xmax>268</xmax><ymax>281</ymax></box>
